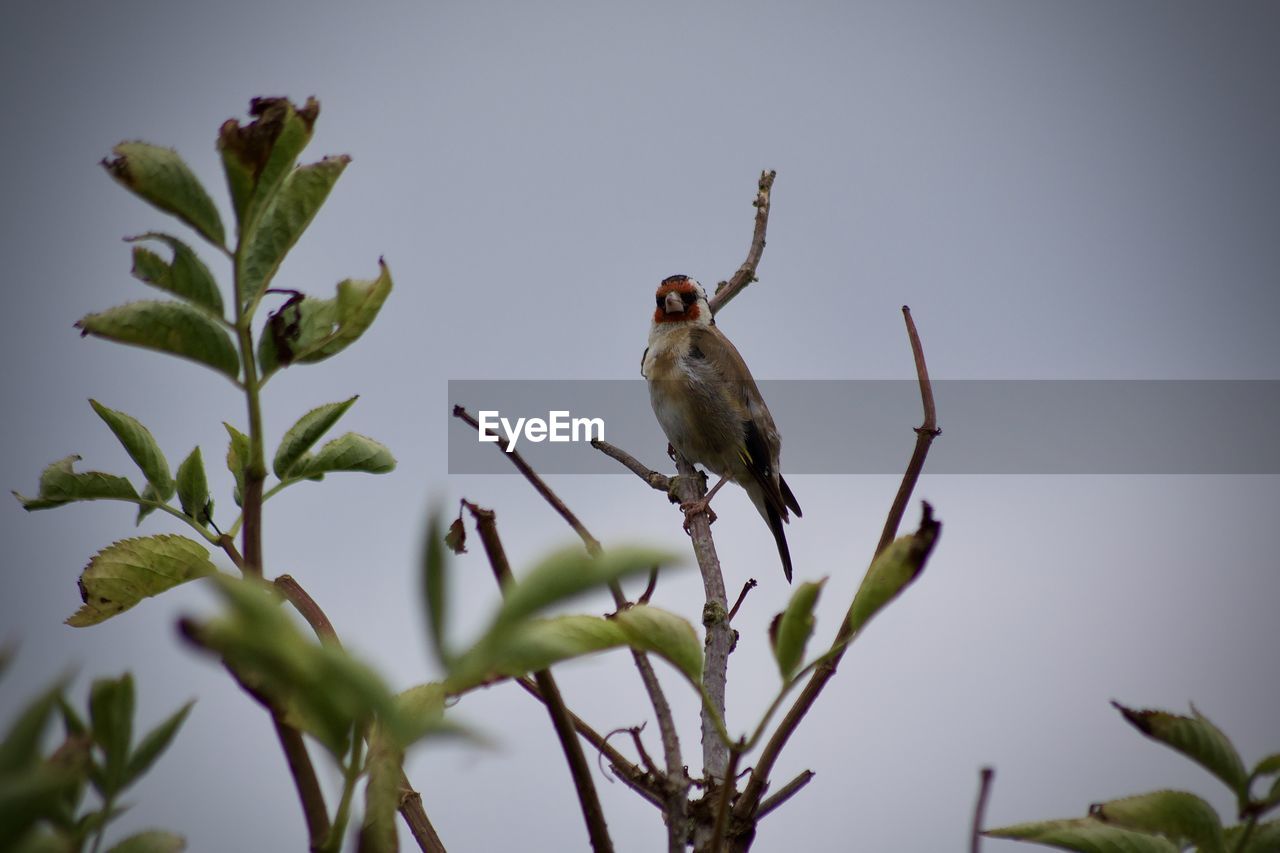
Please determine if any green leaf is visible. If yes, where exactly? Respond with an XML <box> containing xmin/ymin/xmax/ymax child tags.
<box><xmin>463</xmin><ymin>615</ymin><xmax>627</xmax><ymax>683</ymax></box>
<box><xmin>984</xmin><ymin>818</ymin><xmax>1180</xmax><ymax>852</ymax></box>
<box><xmin>1090</xmin><ymin>790</ymin><xmax>1223</xmax><ymax>852</ymax></box>
<box><xmin>257</xmin><ymin>261</ymin><xmax>392</xmax><ymax>376</ymax></box>
<box><xmin>76</xmin><ymin>301</ymin><xmax>239</xmax><ymax>381</ymax></box>
<box><xmin>291</xmin><ymin>432</ymin><xmax>394</xmax><ymax>479</ymax></box>
<box><xmin>135</xmin><ymin>484</ymin><xmax>160</xmax><ymax>526</ymax></box>
<box><xmin>89</xmin><ymin>400</ymin><xmax>173</xmax><ymax>501</ymax></box>
<box><xmin>216</xmin><ymin>97</ymin><xmax>319</xmax><ymax>232</ymax></box>
<box><xmin>1225</xmin><ymin>820</ymin><xmax>1280</xmax><ymax>853</ymax></box>
<box><xmin>0</xmin><ymin>766</ymin><xmax>79</xmax><ymax>849</ymax></box>
<box><xmin>770</xmin><ymin>578</ymin><xmax>826</xmax><ymax>681</ymax></box>
<box><xmin>1113</xmin><ymin>703</ymin><xmax>1249</xmax><ymax>798</ymax></box>
<box><xmin>272</xmin><ymin>396</ymin><xmax>358</xmax><ymax>478</ymax></box>
<box><xmin>613</xmin><ymin>606</ymin><xmax>703</xmax><ymax>683</ymax></box>
<box><xmin>13</xmin><ymin>455</ymin><xmax>137</xmax><ymax>511</ymax></box>
<box><xmin>422</xmin><ymin>513</ymin><xmax>449</xmax><ymax>668</ymax></box>
<box><xmin>174</xmin><ymin>447</ymin><xmax>210</xmax><ymax>524</ymax></box>
<box><xmin>127</xmin><ymin>233</ymin><xmax>223</xmax><ymax>314</ymax></box>
<box><xmin>67</xmin><ymin>535</ymin><xmax>217</xmax><ymax>627</ymax></box>
<box><xmin>190</xmin><ymin>576</ymin><xmax>419</xmax><ymax>756</ymax></box>
<box><xmin>1256</xmin><ymin>754</ymin><xmax>1280</xmax><ymax>779</ymax></box>
<box><xmin>845</xmin><ymin>504</ymin><xmax>941</xmax><ymax>639</ymax></box>
<box><xmin>102</xmin><ymin>142</ymin><xmax>225</xmax><ymax>248</ymax></box>
<box><xmin>237</xmin><ymin>156</ymin><xmax>350</xmax><ymax>306</ymax></box>
<box><xmin>105</xmin><ymin>830</ymin><xmax>186</xmax><ymax>853</ymax></box>
<box><xmin>89</xmin><ymin>674</ymin><xmax>134</xmax><ymax>795</ymax></box>
<box><xmin>494</xmin><ymin>545</ymin><xmax>679</xmax><ymax>633</ymax></box>
<box><xmin>123</xmin><ymin>700</ymin><xmax>193</xmax><ymax>788</ymax></box>
<box><xmin>224</xmin><ymin>424</ymin><xmax>249</xmax><ymax>507</ymax></box>
<box><xmin>0</xmin><ymin>682</ymin><xmax>64</xmax><ymax>774</ymax></box>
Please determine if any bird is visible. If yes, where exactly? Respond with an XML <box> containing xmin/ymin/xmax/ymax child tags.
<box><xmin>641</xmin><ymin>274</ymin><xmax>802</xmax><ymax>582</ymax></box>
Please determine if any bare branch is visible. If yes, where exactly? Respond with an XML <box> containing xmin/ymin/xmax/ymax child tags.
<box><xmin>709</xmin><ymin>170</ymin><xmax>776</xmax><ymax>316</ymax></box>
<box><xmin>396</xmin><ymin>779</ymin><xmax>447</xmax><ymax>853</ymax></box>
<box><xmin>756</xmin><ymin>770</ymin><xmax>814</xmax><ymax>819</ymax></box>
<box><xmin>452</xmin><ymin>406</ymin><xmax>688</xmax><ymax>848</ymax></box>
<box><xmin>453</xmin><ymin>406</ymin><xmax>601</xmax><ymax>555</ymax></box>
<box><xmin>970</xmin><ymin>767</ymin><xmax>995</xmax><ymax>853</ymax></box>
<box><xmin>637</xmin><ymin>566</ymin><xmax>660</xmax><ymax>605</ymax></box>
<box><xmin>274</xmin><ymin>574</ymin><xmax>339</xmax><ymax>645</ymax></box>
<box><xmin>730</xmin><ymin>306</ymin><xmax>942</xmax><ymax>837</ymax></box>
<box><xmin>727</xmin><ymin>579</ymin><xmax>758</xmax><ymax>622</ymax></box>
<box><xmin>463</xmin><ymin>500</ymin><xmax>615</xmax><ymax>852</ymax></box>
<box><xmin>517</xmin><ymin>679</ymin><xmax>664</xmax><ymax>809</ymax></box>
<box><xmin>876</xmin><ymin>305</ymin><xmax>940</xmax><ymax>555</ymax></box>
<box><xmin>591</xmin><ymin>438</ymin><xmax>671</xmax><ymax>492</ymax></box>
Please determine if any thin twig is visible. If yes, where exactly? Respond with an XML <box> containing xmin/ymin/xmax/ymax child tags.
<box><xmin>219</xmin><ymin>535</ymin><xmax>247</xmax><ymax>573</ymax></box>
<box><xmin>463</xmin><ymin>501</ymin><xmax>615</xmax><ymax>852</ymax></box>
<box><xmin>454</xmin><ymin>406</ymin><xmax>688</xmax><ymax>851</ymax></box>
<box><xmin>709</xmin><ymin>170</ymin><xmax>776</xmax><ymax>316</ymax></box>
<box><xmin>727</xmin><ymin>580</ymin><xmax>757</xmax><ymax>622</ymax></box>
<box><xmin>756</xmin><ymin>770</ymin><xmax>815</xmax><ymax>819</ymax></box>
<box><xmin>638</xmin><ymin>567</ymin><xmax>660</xmax><ymax>605</ymax></box>
<box><xmin>970</xmin><ymin>767</ymin><xmax>994</xmax><ymax>853</ymax></box>
<box><xmin>591</xmin><ymin>439</ymin><xmax>671</xmax><ymax>492</ymax></box>
<box><xmin>454</xmin><ymin>406</ymin><xmax>601</xmax><ymax>554</ymax></box>
<box><xmin>274</xmin><ymin>574</ymin><xmax>339</xmax><ymax>645</ymax></box>
<box><xmin>517</xmin><ymin>679</ymin><xmax>664</xmax><ymax>809</ymax></box>
<box><xmin>876</xmin><ymin>306</ymin><xmax>940</xmax><ymax>555</ymax></box>
<box><xmin>397</xmin><ymin>778</ymin><xmax>447</xmax><ymax>853</ymax></box>
<box><xmin>730</xmin><ymin>306</ymin><xmax>941</xmax><ymax>841</ymax></box>
<box><xmin>628</xmin><ymin>725</ymin><xmax>662</xmax><ymax>778</ymax></box>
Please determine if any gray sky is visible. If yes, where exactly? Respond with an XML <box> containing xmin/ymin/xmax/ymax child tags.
<box><xmin>3</xmin><ymin>1</ymin><xmax>1278</xmax><ymax>850</ymax></box>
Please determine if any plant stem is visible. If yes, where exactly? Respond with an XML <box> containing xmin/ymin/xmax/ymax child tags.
<box><xmin>323</xmin><ymin>726</ymin><xmax>368</xmax><ymax>853</ymax></box>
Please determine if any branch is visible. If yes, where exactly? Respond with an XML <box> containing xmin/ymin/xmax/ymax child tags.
<box><xmin>452</xmin><ymin>406</ymin><xmax>688</xmax><ymax>849</ymax></box>
<box><xmin>708</xmin><ymin>744</ymin><xmax>745</xmax><ymax>853</ymax></box>
<box><xmin>730</xmin><ymin>306</ymin><xmax>941</xmax><ymax>837</ymax></box>
<box><xmin>727</xmin><ymin>579</ymin><xmax>757</xmax><ymax>622</ymax></box>
<box><xmin>517</xmin><ymin>679</ymin><xmax>665</xmax><ymax>809</ymax></box>
<box><xmin>396</xmin><ymin>778</ymin><xmax>447</xmax><ymax>853</ymax></box>
<box><xmin>756</xmin><ymin>770</ymin><xmax>814</xmax><ymax>819</ymax></box>
<box><xmin>178</xmin><ymin>618</ymin><xmax>330</xmax><ymax>848</ymax></box>
<box><xmin>970</xmin><ymin>767</ymin><xmax>994</xmax><ymax>853</ymax></box>
<box><xmin>274</xmin><ymin>574</ymin><xmax>339</xmax><ymax>644</ymax></box>
<box><xmin>876</xmin><ymin>306</ymin><xmax>940</xmax><ymax>555</ymax></box>
<box><xmin>708</xmin><ymin>170</ymin><xmax>776</xmax><ymax>316</ymax></box>
<box><xmin>453</xmin><ymin>406</ymin><xmax>601</xmax><ymax>554</ymax></box>
<box><xmin>463</xmin><ymin>500</ymin><xmax>614</xmax><ymax>852</ymax></box>
<box><xmin>258</xmin><ymin>574</ymin><xmax>446</xmax><ymax>852</ymax></box>
<box><xmin>591</xmin><ymin>439</ymin><xmax>671</xmax><ymax>492</ymax></box>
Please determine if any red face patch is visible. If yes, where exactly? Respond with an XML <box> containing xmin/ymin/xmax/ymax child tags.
<box><xmin>653</xmin><ymin>276</ymin><xmax>701</xmax><ymax>323</ymax></box>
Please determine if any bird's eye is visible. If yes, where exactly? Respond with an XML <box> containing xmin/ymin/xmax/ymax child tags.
<box><xmin>655</xmin><ymin>294</ymin><xmax>664</xmax><ymax>307</ymax></box>
<box><xmin>681</xmin><ymin>292</ymin><xmax>696</xmax><ymax>306</ymax></box>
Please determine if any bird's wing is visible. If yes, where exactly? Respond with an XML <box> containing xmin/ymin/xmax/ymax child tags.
<box><xmin>690</xmin><ymin>326</ymin><xmax>792</xmax><ymax>519</ymax></box>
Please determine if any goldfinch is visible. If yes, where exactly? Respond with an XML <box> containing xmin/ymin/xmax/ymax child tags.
<box><xmin>641</xmin><ymin>274</ymin><xmax>802</xmax><ymax>582</ymax></box>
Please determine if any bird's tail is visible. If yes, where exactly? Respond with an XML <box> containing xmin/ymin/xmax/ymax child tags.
<box><xmin>764</xmin><ymin>500</ymin><xmax>794</xmax><ymax>583</ymax></box>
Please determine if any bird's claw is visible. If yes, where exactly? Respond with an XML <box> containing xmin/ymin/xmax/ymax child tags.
<box><xmin>680</xmin><ymin>499</ymin><xmax>717</xmax><ymax>532</ymax></box>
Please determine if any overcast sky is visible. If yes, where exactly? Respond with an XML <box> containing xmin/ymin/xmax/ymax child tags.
<box><xmin>3</xmin><ymin>2</ymin><xmax>1278</xmax><ymax>851</ymax></box>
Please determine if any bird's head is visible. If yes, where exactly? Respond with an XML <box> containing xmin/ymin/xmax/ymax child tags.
<box><xmin>652</xmin><ymin>275</ymin><xmax>711</xmax><ymax>327</ymax></box>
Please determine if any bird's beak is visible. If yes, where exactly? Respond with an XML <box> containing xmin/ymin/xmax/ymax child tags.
<box><xmin>663</xmin><ymin>291</ymin><xmax>686</xmax><ymax>314</ymax></box>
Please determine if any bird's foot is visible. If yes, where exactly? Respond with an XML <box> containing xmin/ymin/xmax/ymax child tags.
<box><xmin>680</xmin><ymin>498</ymin><xmax>717</xmax><ymax>532</ymax></box>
